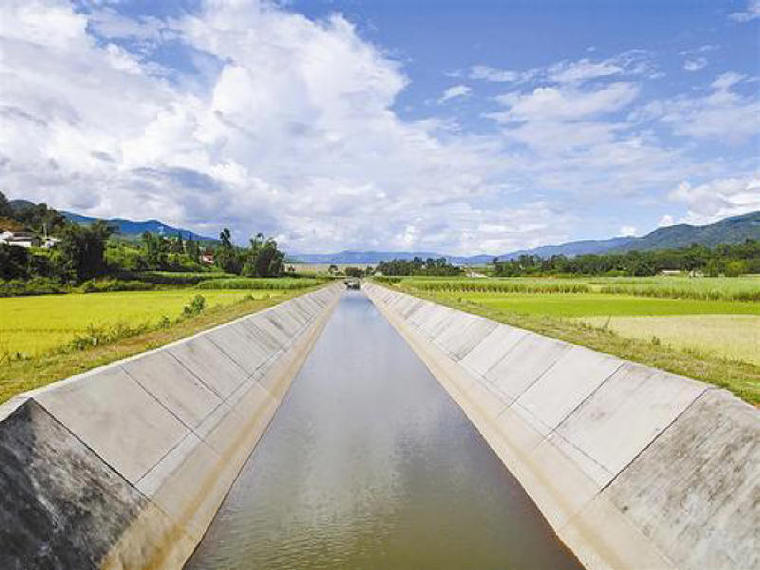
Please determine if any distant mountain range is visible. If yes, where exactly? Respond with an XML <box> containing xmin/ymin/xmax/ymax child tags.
<box><xmin>63</xmin><ymin>211</ymin><xmax>216</xmax><ymax>242</ymax></box>
<box><xmin>9</xmin><ymin>197</ymin><xmax>759</xmax><ymax>263</ymax></box>
<box><xmin>9</xmin><ymin>199</ymin><xmax>215</xmax><ymax>241</ymax></box>
<box><xmin>289</xmin><ymin>211</ymin><xmax>760</xmax><ymax>264</ymax></box>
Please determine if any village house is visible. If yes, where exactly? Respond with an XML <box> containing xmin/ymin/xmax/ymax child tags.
<box><xmin>0</xmin><ymin>231</ymin><xmax>41</xmax><ymax>248</ymax></box>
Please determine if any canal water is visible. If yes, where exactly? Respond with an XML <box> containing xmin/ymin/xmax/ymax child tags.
<box><xmin>186</xmin><ymin>291</ymin><xmax>582</xmax><ymax>569</ymax></box>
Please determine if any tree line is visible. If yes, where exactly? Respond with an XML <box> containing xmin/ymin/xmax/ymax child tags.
<box><xmin>0</xmin><ymin>191</ymin><xmax>286</xmax><ymax>284</ymax></box>
<box><xmin>375</xmin><ymin>257</ymin><xmax>461</xmax><ymax>276</ymax></box>
<box><xmin>493</xmin><ymin>240</ymin><xmax>760</xmax><ymax>277</ymax></box>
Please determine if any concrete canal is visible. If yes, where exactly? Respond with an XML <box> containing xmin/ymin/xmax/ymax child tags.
<box><xmin>186</xmin><ymin>291</ymin><xmax>581</xmax><ymax>569</ymax></box>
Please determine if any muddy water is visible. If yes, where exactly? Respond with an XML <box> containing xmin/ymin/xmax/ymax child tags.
<box><xmin>186</xmin><ymin>291</ymin><xmax>582</xmax><ymax>569</ymax></box>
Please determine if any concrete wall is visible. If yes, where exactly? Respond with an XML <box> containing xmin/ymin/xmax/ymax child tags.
<box><xmin>0</xmin><ymin>285</ymin><xmax>340</xmax><ymax>570</ymax></box>
<box><xmin>365</xmin><ymin>283</ymin><xmax>759</xmax><ymax>570</ymax></box>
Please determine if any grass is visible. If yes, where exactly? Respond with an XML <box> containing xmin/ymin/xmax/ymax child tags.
<box><xmin>0</xmin><ymin>289</ymin><xmax>287</xmax><ymax>358</ymax></box>
<box><xmin>386</xmin><ymin>279</ymin><xmax>760</xmax><ymax>406</ymax></box>
<box><xmin>196</xmin><ymin>277</ymin><xmax>327</xmax><ymax>290</ymax></box>
<box><xmin>0</xmin><ymin>285</ymin><xmax>326</xmax><ymax>405</ymax></box>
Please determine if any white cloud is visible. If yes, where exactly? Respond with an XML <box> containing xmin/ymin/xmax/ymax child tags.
<box><xmin>469</xmin><ymin>65</ymin><xmax>521</xmax><ymax>83</ymax></box>
<box><xmin>729</xmin><ymin>0</ymin><xmax>760</xmax><ymax>22</ymax></box>
<box><xmin>2</xmin><ymin>0</ymin><xmax>564</xmax><ymax>255</ymax></box>
<box><xmin>470</xmin><ymin>51</ymin><xmax>654</xmax><ymax>86</ymax></box>
<box><xmin>658</xmin><ymin>214</ymin><xmax>674</xmax><ymax>227</ymax></box>
<box><xmin>619</xmin><ymin>225</ymin><xmax>637</xmax><ymax>236</ymax></box>
<box><xmin>638</xmin><ymin>72</ymin><xmax>760</xmax><ymax>143</ymax></box>
<box><xmin>438</xmin><ymin>84</ymin><xmax>471</xmax><ymax>103</ymax></box>
<box><xmin>668</xmin><ymin>175</ymin><xmax>760</xmax><ymax>224</ymax></box>
<box><xmin>683</xmin><ymin>57</ymin><xmax>707</xmax><ymax>72</ymax></box>
<box><xmin>548</xmin><ymin>58</ymin><xmax>623</xmax><ymax>83</ymax></box>
<box><xmin>490</xmin><ymin>82</ymin><xmax>639</xmax><ymax>122</ymax></box>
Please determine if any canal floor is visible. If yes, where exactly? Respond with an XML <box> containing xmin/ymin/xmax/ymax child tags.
<box><xmin>186</xmin><ymin>291</ymin><xmax>582</xmax><ymax>569</ymax></box>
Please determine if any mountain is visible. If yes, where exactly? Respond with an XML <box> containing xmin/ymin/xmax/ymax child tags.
<box><xmin>610</xmin><ymin>211</ymin><xmax>760</xmax><ymax>252</ymax></box>
<box><xmin>62</xmin><ymin>211</ymin><xmax>215</xmax><ymax>242</ymax></box>
<box><xmin>289</xmin><ymin>250</ymin><xmax>451</xmax><ymax>264</ymax></box>
<box><xmin>289</xmin><ymin>211</ymin><xmax>760</xmax><ymax>264</ymax></box>
<box><xmin>497</xmin><ymin>236</ymin><xmax>635</xmax><ymax>261</ymax></box>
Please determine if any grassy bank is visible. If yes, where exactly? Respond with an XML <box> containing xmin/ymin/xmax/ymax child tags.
<box><xmin>0</xmin><ymin>285</ymin><xmax>326</xmax><ymax>405</ymax></box>
<box><xmin>385</xmin><ymin>280</ymin><xmax>760</xmax><ymax>406</ymax></box>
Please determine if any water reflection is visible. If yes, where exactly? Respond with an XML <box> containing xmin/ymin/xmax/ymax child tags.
<box><xmin>186</xmin><ymin>291</ymin><xmax>582</xmax><ymax>569</ymax></box>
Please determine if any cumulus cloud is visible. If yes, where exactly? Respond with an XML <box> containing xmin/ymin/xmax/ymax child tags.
<box><xmin>669</xmin><ymin>175</ymin><xmax>760</xmax><ymax>224</ymax></box>
<box><xmin>658</xmin><ymin>214</ymin><xmax>675</xmax><ymax>227</ymax></box>
<box><xmin>639</xmin><ymin>72</ymin><xmax>760</xmax><ymax>143</ymax></box>
<box><xmin>438</xmin><ymin>84</ymin><xmax>471</xmax><ymax>103</ymax></box>
<box><xmin>1</xmin><ymin>0</ymin><xmax>567</xmax><ymax>254</ymax></box>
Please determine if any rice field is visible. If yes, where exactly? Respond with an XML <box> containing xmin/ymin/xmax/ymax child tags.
<box><xmin>434</xmin><ymin>292</ymin><xmax>760</xmax><ymax>318</ymax></box>
<box><xmin>579</xmin><ymin>315</ymin><xmax>760</xmax><ymax>365</ymax></box>
<box><xmin>0</xmin><ymin>289</ymin><xmax>286</xmax><ymax>358</ymax></box>
<box><xmin>396</xmin><ymin>275</ymin><xmax>760</xmax><ymax>301</ymax></box>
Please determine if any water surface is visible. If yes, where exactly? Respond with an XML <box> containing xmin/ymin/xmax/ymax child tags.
<box><xmin>187</xmin><ymin>291</ymin><xmax>582</xmax><ymax>569</ymax></box>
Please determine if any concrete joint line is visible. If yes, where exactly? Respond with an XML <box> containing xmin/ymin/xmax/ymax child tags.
<box><xmin>598</xmin><ymin>385</ymin><xmax>715</xmax><ymax>495</ymax></box>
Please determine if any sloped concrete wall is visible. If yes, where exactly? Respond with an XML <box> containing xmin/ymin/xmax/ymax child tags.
<box><xmin>365</xmin><ymin>283</ymin><xmax>759</xmax><ymax>570</ymax></box>
<box><xmin>0</xmin><ymin>285</ymin><xmax>340</xmax><ymax>570</ymax></box>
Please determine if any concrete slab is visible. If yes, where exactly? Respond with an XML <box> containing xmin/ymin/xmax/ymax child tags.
<box><xmin>514</xmin><ymin>346</ymin><xmax>622</xmax><ymax>436</ymax></box>
<box><xmin>0</xmin><ymin>399</ymin><xmax>150</xmax><ymax>570</ymax></box>
<box><xmin>485</xmin><ymin>334</ymin><xmax>571</xmax><ymax>401</ymax></box>
<box><xmin>206</xmin><ymin>324</ymin><xmax>268</xmax><ymax>374</ymax></box>
<box><xmin>559</xmin><ymin>493</ymin><xmax>675</xmax><ymax>570</ymax></box>
<box><xmin>35</xmin><ymin>366</ymin><xmax>189</xmax><ymax>484</ymax></box>
<box><xmin>555</xmin><ymin>363</ymin><xmax>707</xmax><ymax>486</ymax></box>
<box><xmin>167</xmin><ymin>335</ymin><xmax>247</xmax><ymax>399</ymax></box>
<box><xmin>460</xmin><ymin>324</ymin><xmax>527</xmax><ymax>378</ymax></box>
<box><xmin>449</xmin><ymin>318</ymin><xmax>499</xmax><ymax>361</ymax></box>
<box><xmin>434</xmin><ymin>312</ymin><xmax>479</xmax><ymax>353</ymax></box>
<box><xmin>121</xmin><ymin>350</ymin><xmax>222</xmax><ymax>430</ymax></box>
<box><xmin>605</xmin><ymin>390</ymin><xmax>760</xmax><ymax>570</ymax></box>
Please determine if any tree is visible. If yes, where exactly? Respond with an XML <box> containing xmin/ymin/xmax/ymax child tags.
<box><xmin>242</xmin><ymin>232</ymin><xmax>284</xmax><ymax>277</ymax></box>
<box><xmin>215</xmin><ymin>228</ymin><xmax>242</xmax><ymax>274</ymax></box>
<box><xmin>0</xmin><ymin>190</ymin><xmax>13</xmax><ymax>218</ymax></box>
<box><xmin>141</xmin><ymin>231</ymin><xmax>169</xmax><ymax>269</ymax></box>
<box><xmin>57</xmin><ymin>220</ymin><xmax>112</xmax><ymax>281</ymax></box>
<box><xmin>328</xmin><ymin>264</ymin><xmax>339</xmax><ymax>274</ymax></box>
<box><xmin>219</xmin><ymin>228</ymin><xmax>232</xmax><ymax>248</ymax></box>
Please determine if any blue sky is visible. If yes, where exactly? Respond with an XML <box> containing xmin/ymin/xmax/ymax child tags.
<box><xmin>1</xmin><ymin>0</ymin><xmax>758</xmax><ymax>254</ymax></box>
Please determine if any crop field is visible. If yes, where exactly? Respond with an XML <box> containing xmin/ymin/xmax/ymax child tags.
<box><xmin>0</xmin><ymin>289</ymin><xmax>286</xmax><ymax>358</ymax></box>
<box><xmin>390</xmin><ymin>275</ymin><xmax>760</xmax><ymax>404</ymax></box>
<box><xmin>580</xmin><ymin>315</ymin><xmax>760</xmax><ymax>366</ymax></box>
<box><xmin>431</xmin><ymin>292</ymin><xmax>760</xmax><ymax>318</ymax></box>
<box><xmin>394</xmin><ymin>275</ymin><xmax>760</xmax><ymax>301</ymax></box>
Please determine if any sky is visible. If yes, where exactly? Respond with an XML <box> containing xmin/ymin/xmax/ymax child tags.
<box><xmin>1</xmin><ymin>0</ymin><xmax>759</xmax><ymax>255</ymax></box>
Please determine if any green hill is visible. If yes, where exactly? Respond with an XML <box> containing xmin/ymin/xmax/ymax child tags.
<box><xmin>613</xmin><ymin>211</ymin><xmax>760</xmax><ymax>252</ymax></box>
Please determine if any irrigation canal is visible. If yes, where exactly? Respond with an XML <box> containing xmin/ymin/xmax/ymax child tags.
<box><xmin>186</xmin><ymin>290</ymin><xmax>581</xmax><ymax>569</ymax></box>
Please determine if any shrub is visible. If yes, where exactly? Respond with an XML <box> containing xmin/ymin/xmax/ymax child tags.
<box><xmin>183</xmin><ymin>294</ymin><xmax>207</xmax><ymax>316</ymax></box>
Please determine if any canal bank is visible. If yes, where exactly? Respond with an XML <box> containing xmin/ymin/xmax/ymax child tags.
<box><xmin>365</xmin><ymin>283</ymin><xmax>760</xmax><ymax>570</ymax></box>
<box><xmin>186</xmin><ymin>290</ymin><xmax>581</xmax><ymax>569</ymax></box>
<box><xmin>0</xmin><ymin>285</ymin><xmax>340</xmax><ymax>569</ymax></box>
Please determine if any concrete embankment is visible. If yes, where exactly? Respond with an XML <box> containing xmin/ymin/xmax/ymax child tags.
<box><xmin>365</xmin><ymin>283</ymin><xmax>759</xmax><ymax>570</ymax></box>
<box><xmin>0</xmin><ymin>285</ymin><xmax>340</xmax><ymax>569</ymax></box>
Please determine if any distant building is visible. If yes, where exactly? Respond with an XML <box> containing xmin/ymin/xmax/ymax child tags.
<box><xmin>0</xmin><ymin>231</ymin><xmax>41</xmax><ymax>248</ymax></box>
<box><xmin>201</xmin><ymin>252</ymin><xmax>214</xmax><ymax>264</ymax></box>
